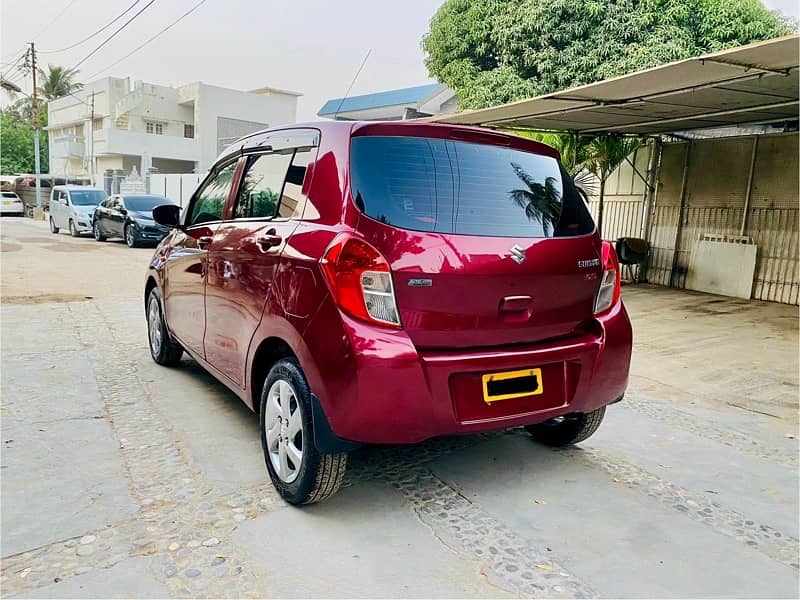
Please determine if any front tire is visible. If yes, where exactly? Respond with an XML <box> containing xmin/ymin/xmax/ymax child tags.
<box><xmin>69</xmin><ymin>219</ymin><xmax>79</xmax><ymax>237</ymax></box>
<box><xmin>125</xmin><ymin>224</ymin><xmax>138</xmax><ymax>248</ymax></box>
<box><xmin>260</xmin><ymin>358</ymin><xmax>347</xmax><ymax>505</ymax></box>
<box><xmin>526</xmin><ymin>406</ymin><xmax>606</xmax><ymax>447</ymax></box>
<box><xmin>49</xmin><ymin>217</ymin><xmax>59</xmax><ymax>234</ymax></box>
<box><xmin>147</xmin><ymin>287</ymin><xmax>183</xmax><ymax>366</ymax></box>
<box><xmin>93</xmin><ymin>221</ymin><xmax>106</xmax><ymax>241</ymax></box>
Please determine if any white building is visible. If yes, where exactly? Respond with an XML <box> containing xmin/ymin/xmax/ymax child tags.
<box><xmin>317</xmin><ymin>83</ymin><xmax>457</xmax><ymax>121</ymax></box>
<box><xmin>47</xmin><ymin>77</ymin><xmax>301</xmax><ymax>179</ymax></box>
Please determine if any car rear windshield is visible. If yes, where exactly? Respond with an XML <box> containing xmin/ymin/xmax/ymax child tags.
<box><xmin>125</xmin><ymin>196</ymin><xmax>173</xmax><ymax>212</ymax></box>
<box><xmin>2</xmin><ymin>192</ymin><xmax>18</xmax><ymax>198</ymax></box>
<box><xmin>350</xmin><ymin>136</ymin><xmax>594</xmax><ymax>238</ymax></box>
<box><xmin>70</xmin><ymin>190</ymin><xmax>106</xmax><ymax>206</ymax></box>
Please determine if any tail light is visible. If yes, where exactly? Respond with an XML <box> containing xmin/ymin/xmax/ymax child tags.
<box><xmin>320</xmin><ymin>235</ymin><xmax>401</xmax><ymax>328</ymax></box>
<box><xmin>594</xmin><ymin>241</ymin><xmax>621</xmax><ymax>314</ymax></box>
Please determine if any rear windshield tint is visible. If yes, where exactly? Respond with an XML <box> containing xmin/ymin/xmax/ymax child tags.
<box><xmin>350</xmin><ymin>136</ymin><xmax>594</xmax><ymax>238</ymax></box>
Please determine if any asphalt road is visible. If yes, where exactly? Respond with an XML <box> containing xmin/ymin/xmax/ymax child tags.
<box><xmin>1</xmin><ymin>216</ymin><xmax>798</xmax><ymax>598</ymax></box>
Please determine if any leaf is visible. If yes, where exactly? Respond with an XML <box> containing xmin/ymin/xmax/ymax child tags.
<box><xmin>612</xmin><ymin>477</ymin><xmax>631</xmax><ymax>484</ymax></box>
<box><xmin>533</xmin><ymin>499</ymin><xmax>547</xmax><ymax>505</ymax></box>
<box><xmin>535</xmin><ymin>564</ymin><xmax>554</xmax><ymax>571</ymax></box>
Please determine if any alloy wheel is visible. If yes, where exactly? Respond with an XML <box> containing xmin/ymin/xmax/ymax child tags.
<box><xmin>147</xmin><ymin>297</ymin><xmax>162</xmax><ymax>356</ymax></box>
<box><xmin>94</xmin><ymin>223</ymin><xmax>102</xmax><ymax>240</ymax></box>
<box><xmin>125</xmin><ymin>226</ymin><xmax>134</xmax><ymax>247</ymax></box>
<box><xmin>264</xmin><ymin>379</ymin><xmax>304</xmax><ymax>483</ymax></box>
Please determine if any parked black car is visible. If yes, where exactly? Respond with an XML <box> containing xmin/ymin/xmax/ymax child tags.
<box><xmin>93</xmin><ymin>194</ymin><xmax>178</xmax><ymax>247</ymax></box>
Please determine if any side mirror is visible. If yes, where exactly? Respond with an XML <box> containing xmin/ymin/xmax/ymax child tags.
<box><xmin>153</xmin><ymin>204</ymin><xmax>181</xmax><ymax>228</ymax></box>
<box><xmin>615</xmin><ymin>237</ymin><xmax>649</xmax><ymax>265</ymax></box>
<box><xmin>119</xmin><ymin>207</ymin><xmax>127</xmax><ymax>215</ymax></box>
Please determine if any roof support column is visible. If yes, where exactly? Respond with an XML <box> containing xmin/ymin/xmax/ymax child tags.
<box><xmin>638</xmin><ymin>137</ymin><xmax>662</xmax><ymax>282</ymax></box>
<box><xmin>740</xmin><ymin>136</ymin><xmax>759</xmax><ymax>236</ymax></box>
<box><xmin>670</xmin><ymin>141</ymin><xmax>692</xmax><ymax>289</ymax></box>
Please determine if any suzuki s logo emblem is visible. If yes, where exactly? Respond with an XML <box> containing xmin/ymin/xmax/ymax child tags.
<box><xmin>510</xmin><ymin>245</ymin><xmax>526</xmax><ymax>264</ymax></box>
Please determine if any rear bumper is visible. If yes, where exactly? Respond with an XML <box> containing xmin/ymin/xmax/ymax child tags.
<box><xmin>304</xmin><ymin>299</ymin><xmax>632</xmax><ymax>444</ymax></box>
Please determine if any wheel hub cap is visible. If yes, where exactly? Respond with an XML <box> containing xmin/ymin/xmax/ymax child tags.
<box><xmin>148</xmin><ymin>298</ymin><xmax>162</xmax><ymax>355</ymax></box>
<box><xmin>264</xmin><ymin>379</ymin><xmax>303</xmax><ymax>484</ymax></box>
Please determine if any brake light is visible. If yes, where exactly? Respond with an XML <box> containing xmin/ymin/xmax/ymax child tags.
<box><xmin>320</xmin><ymin>236</ymin><xmax>401</xmax><ymax>327</ymax></box>
<box><xmin>594</xmin><ymin>241</ymin><xmax>621</xmax><ymax>314</ymax></box>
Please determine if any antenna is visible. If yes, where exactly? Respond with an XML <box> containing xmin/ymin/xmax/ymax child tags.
<box><xmin>333</xmin><ymin>49</ymin><xmax>371</xmax><ymax>120</ymax></box>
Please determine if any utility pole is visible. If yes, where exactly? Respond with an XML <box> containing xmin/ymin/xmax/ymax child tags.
<box><xmin>29</xmin><ymin>42</ymin><xmax>42</xmax><ymax>210</ymax></box>
<box><xmin>89</xmin><ymin>91</ymin><xmax>95</xmax><ymax>186</ymax></box>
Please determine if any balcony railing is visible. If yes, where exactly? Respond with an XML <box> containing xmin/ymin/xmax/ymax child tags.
<box><xmin>51</xmin><ymin>135</ymin><xmax>85</xmax><ymax>158</ymax></box>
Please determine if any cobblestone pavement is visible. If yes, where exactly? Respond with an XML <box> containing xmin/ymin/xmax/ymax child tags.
<box><xmin>1</xmin><ymin>218</ymin><xmax>798</xmax><ymax>598</ymax></box>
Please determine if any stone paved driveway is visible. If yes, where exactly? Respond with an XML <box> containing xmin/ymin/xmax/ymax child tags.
<box><xmin>1</xmin><ymin>218</ymin><xmax>798</xmax><ymax>598</ymax></box>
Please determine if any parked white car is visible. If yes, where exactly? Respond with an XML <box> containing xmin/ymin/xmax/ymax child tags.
<box><xmin>49</xmin><ymin>186</ymin><xmax>107</xmax><ymax>237</ymax></box>
<box><xmin>0</xmin><ymin>191</ymin><xmax>24</xmax><ymax>216</ymax></box>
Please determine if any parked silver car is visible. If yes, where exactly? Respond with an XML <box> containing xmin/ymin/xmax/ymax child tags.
<box><xmin>49</xmin><ymin>186</ymin><xmax>107</xmax><ymax>237</ymax></box>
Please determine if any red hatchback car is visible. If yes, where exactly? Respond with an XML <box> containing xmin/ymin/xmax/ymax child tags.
<box><xmin>146</xmin><ymin>121</ymin><xmax>634</xmax><ymax>504</ymax></box>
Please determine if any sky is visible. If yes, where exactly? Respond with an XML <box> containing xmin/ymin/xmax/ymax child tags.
<box><xmin>1</xmin><ymin>0</ymin><xmax>798</xmax><ymax>121</ymax></box>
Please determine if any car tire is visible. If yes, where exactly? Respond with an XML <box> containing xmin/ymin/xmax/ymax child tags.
<box><xmin>260</xmin><ymin>358</ymin><xmax>347</xmax><ymax>505</ymax></box>
<box><xmin>146</xmin><ymin>287</ymin><xmax>183</xmax><ymax>366</ymax></box>
<box><xmin>93</xmin><ymin>221</ymin><xmax>106</xmax><ymax>242</ymax></box>
<box><xmin>125</xmin><ymin>224</ymin><xmax>138</xmax><ymax>248</ymax></box>
<box><xmin>526</xmin><ymin>406</ymin><xmax>606</xmax><ymax>447</ymax></box>
<box><xmin>69</xmin><ymin>219</ymin><xmax>79</xmax><ymax>237</ymax></box>
<box><xmin>49</xmin><ymin>217</ymin><xmax>59</xmax><ymax>234</ymax></box>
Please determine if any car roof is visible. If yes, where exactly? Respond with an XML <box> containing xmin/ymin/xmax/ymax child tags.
<box><xmin>54</xmin><ymin>185</ymin><xmax>105</xmax><ymax>191</ymax></box>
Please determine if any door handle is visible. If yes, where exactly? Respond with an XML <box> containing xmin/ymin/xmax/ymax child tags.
<box><xmin>256</xmin><ymin>229</ymin><xmax>282</xmax><ymax>252</ymax></box>
<box><xmin>197</xmin><ymin>235</ymin><xmax>213</xmax><ymax>249</ymax></box>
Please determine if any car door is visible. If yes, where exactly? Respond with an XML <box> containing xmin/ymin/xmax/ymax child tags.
<box><xmin>162</xmin><ymin>160</ymin><xmax>241</xmax><ymax>357</ymax></box>
<box><xmin>51</xmin><ymin>190</ymin><xmax>65</xmax><ymax>227</ymax></box>
<box><xmin>108</xmin><ymin>196</ymin><xmax>126</xmax><ymax>237</ymax></box>
<box><xmin>94</xmin><ymin>197</ymin><xmax>110</xmax><ymax>233</ymax></box>
<box><xmin>203</xmin><ymin>135</ymin><xmax>317</xmax><ymax>385</ymax></box>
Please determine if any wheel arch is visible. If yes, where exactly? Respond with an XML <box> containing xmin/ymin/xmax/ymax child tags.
<box><xmin>249</xmin><ymin>336</ymin><xmax>297</xmax><ymax>414</ymax></box>
<box><xmin>144</xmin><ymin>275</ymin><xmax>158</xmax><ymax>315</ymax></box>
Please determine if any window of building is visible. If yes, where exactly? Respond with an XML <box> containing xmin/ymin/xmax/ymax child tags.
<box><xmin>184</xmin><ymin>124</ymin><xmax>195</xmax><ymax>139</ymax></box>
<box><xmin>146</xmin><ymin>121</ymin><xmax>165</xmax><ymax>135</ymax></box>
<box><xmin>92</xmin><ymin>118</ymin><xmax>103</xmax><ymax>130</ymax></box>
<box><xmin>234</xmin><ymin>151</ymin><xmax>293</xmax><ymax>220</ymax></box>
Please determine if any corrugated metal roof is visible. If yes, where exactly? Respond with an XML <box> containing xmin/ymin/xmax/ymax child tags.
<box><xmin>318</xmin><ymin>83</ymin><xmax>442</xmax><ymax>116</ymax></box>
<box><xmin>434</xmin><ymin>35</ymin><xmax>799</xmax><ymax>134</ymax></box>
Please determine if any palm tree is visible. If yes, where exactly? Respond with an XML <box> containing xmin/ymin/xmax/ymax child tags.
<box><xmin>509</xmin><ymin>162</ymin><xmax>563</xmax><ymax>236</ymax></box>
<box><xmin>37</xmin><ymin>64</ymin><xmax>82</xmax><ymax>101</ymax></box>
<box><xmin>584</xmin><ymin>135</ymin><xmax>642</xmax><ymax>236</ymax></box>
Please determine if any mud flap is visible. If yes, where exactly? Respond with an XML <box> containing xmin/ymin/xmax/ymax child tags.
<box><xmin>310</xmin><ymin>394</ymin><xmax>361</xmax><ymax>454</ymax></box>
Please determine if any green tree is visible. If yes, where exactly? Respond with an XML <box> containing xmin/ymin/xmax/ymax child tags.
<box><xmin>585</xmin><ymin>135</ymin><xmax>642</xmax><ymax>236</ymax></box>
<box><xmin>0</xmin><ymin>101</ymin><xmax>48</xmax><ymax>174</ymax></box>
<box><xmin>424</xmin><ymin>0</ymin><xmax>796</xmax><ymax>110</ymax></box>
<box><xmin>38</xmin><ymin>64</ymin><xmax>82</xmax><ymax>101</ymax></box>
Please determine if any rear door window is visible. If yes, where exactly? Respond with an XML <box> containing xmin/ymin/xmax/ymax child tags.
<box><xmin>350</xmin><ymin>136</ymin><xmax>594</xmax><ymax>238</ymax></box>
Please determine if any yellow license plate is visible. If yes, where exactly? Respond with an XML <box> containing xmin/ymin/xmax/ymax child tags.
<box><xmin>2</xmin><ymin>201</ymin><xmax>12</xmax><ymax>206</ymax></box>
<box><xmin>482</xmin><ymin>368</ymin><xmax>543</xmax><ymax>403</ymax></box>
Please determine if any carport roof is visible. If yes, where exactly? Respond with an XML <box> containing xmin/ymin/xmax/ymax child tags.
<box><xmin>434</xmin><ymin>35</ymin><xmax>799</xmax><ymax>135</ymax></box>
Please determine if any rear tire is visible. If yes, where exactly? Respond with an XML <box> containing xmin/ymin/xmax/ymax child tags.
<box><xmin>69</xmin><ymin>219</ymin><xmax>79</xmax><ymax>237</ymax></box>
<box><xmin>260</xmin><ymin>358</ymin><xmax>347</xmax><ymax>505</ymax></box>
<box><xmin>125</xmin><ymin>224</ymin><xmax>138</xmax><ymax>248</ymax></box>
<box><xmin>526</xmin><ymin>406</ymin><xmax>606</xmax><ymax>447</ymax></box>
<box><xmin>146</xmin><ymin>287</ymin><xmax>183</xmax><ymax>366</ymax></box>
<box><xmin>93</xmin><ymin>221</ymin><xmax>106</xmax><ymax>242</ymax></box>
<box><xmin>49</xmin><ymin>217</ymin><xmax>59</xmax><ymax>234</ymax></box>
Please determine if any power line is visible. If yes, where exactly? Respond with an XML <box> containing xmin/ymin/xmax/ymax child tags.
<box><xmin>89</xmin><ymin>0</ymin><xmax>209</xmax><ymax>79</ymax></box>
<box><xmin>68</xmin><ymin>0</ymin><xmax>157</xmax><ymax>72</ymax></box>
<box><xmin>1</xmin><ymin>49</ymin><xmax>27</xmax><ymax>80</ymax></box>
<box><xmin>32</xmin><ymin>0</ymin><xmax>81</xmax><ymax>40</ymax></box>
<box><xmin>39</xmin><ymin>0</ymin><xmax>143</xmax><ymax>55</ymax></box>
